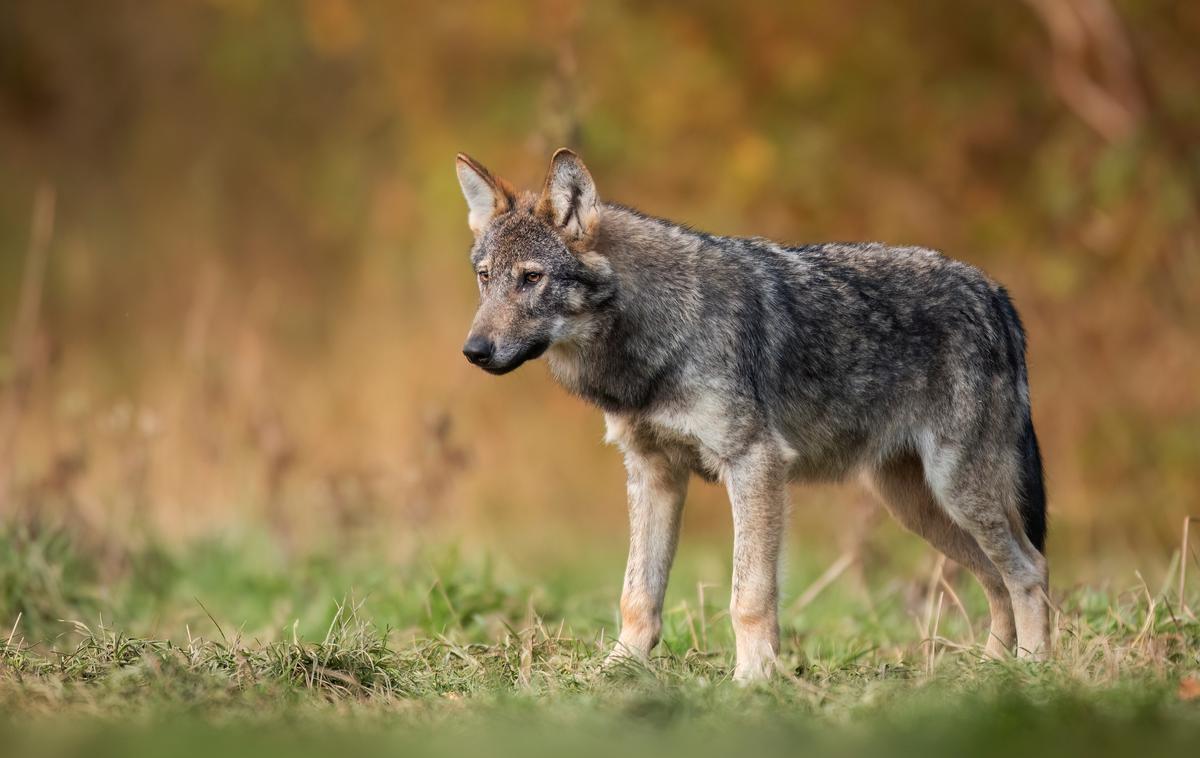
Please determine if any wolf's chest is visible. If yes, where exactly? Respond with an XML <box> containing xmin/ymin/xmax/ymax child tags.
<box><xmin>606</xmin><ymin>392</ymin><xmax>741</xmax><ymax>479</ymax></box>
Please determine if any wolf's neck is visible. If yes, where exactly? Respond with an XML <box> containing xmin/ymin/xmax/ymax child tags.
<box><xmin>546</xmin><ymin>204</ymin><xmax>706</xmax><ymax>413</ymax></box>
<box><xmin>596</xmin><ymin>203</ymin><xmax>707</xmax><ymax>333</ymax></box>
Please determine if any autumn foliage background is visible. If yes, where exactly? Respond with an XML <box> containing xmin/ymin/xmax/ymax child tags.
<box><xmin>0</xmin><ymin>0</ymin><xmax>1198</xmax><ymax>576</ymax></box>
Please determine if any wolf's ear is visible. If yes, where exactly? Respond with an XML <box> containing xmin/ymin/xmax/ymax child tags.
<box><xmin>456</xmin><ymin>153</ymin><xmax>514</xmax><ymax>236</ymax></box>
<box><xmin>537</xmin><ymin>148</ymin><xmax>600</xmax><ymax>243</ymax></box>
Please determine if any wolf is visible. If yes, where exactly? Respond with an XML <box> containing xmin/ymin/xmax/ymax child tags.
<box><xmin>455</xmin><ymin>148</ymin><xmax>1049</xmax><ymax>681</ymax></box>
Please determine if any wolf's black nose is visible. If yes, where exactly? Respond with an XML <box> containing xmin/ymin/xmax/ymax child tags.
<box><xmin>462</xmin><ymin>336</ymin><xmax>494</xmax><ymax>366</ymax></box>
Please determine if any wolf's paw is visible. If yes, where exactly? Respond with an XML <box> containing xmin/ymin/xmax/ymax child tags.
<box><xmin>732</xmin><ymin>653</ymin><xmax>780</xmax><ymax>684</ymax></box>
<box><xmin>732</xmin><ymin>632</ymin><xmax>781</xmax><ymax>684</ymax></box>
<box><xmin>601</xmin><ymin>642</ymin><xmax>653</xmax><ymax>678</ymax></box>
<box><xmin>982</xmin><ymin>635</ymin><xmax>1013</xmax><ymax>660</ymax></box>
<box><xmin>609</xmin><ymin>638</ymin><xmax>648</xmax><ymax>662</ymax></box>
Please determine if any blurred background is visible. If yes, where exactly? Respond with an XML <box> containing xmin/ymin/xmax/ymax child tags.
<box><xmin>0</xmin><ymin>0</ymin><xmax>1197</xmax><ymax>582</ymax></box>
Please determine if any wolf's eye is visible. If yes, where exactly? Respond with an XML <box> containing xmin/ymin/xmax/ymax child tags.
<box><xmin>477</xmin><ymin>269</ymin><xmax>489</xmax><ymax>283</ymax></box>
<box><xmin>523</xmin><ymin>271</ymin><xmax>543</xmax><ymax>285</ymax></box>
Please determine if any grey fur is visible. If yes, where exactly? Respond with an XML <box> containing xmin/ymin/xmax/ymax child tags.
<box><xmin>456</xmin><ymin>150</ymin><xmax>1049</xmax><ymax>681</ymax></box>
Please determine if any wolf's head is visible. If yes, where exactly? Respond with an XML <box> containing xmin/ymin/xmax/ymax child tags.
<box><xmin>456</xmin><ymin>149</ymin><xmax>615</xmax><ymax>375</ymax></box>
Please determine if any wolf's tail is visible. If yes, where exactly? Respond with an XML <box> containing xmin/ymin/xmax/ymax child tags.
<box><xmin>1017</xmin><ymin>416</ymin><xmax>1047</xmax><ymax>554</ymax></box>
<box><xmin>994</xmin><ymin>285</ymin><xmax>1047</xmax><ymax>554</ymax></box>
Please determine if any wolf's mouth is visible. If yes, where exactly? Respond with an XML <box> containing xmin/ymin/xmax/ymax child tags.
<box><xmin>478</xmin><ymin>338</ymin><xmax>551</xmax><ymax>376</ymax></box>
<box><xmin>479</xmin><ymin>362</ymin><xmax>520</xmax><ymax>376</ymax></box>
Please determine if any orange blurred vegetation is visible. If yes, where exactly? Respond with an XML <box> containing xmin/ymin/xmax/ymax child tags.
<box><xmin>0</xmin><ymin>0</ymin><xmax>1197</xmax><ymax>565</ymax></box>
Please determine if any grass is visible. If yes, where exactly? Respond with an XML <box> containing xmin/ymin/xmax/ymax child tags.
<box><xmin>2</xmin><ymin>519</ymin><xmax>1199</xmax><ymax>757</ymax></box>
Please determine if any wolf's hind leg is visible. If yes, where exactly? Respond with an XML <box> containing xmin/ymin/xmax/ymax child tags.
<box><xmin>611</xmin><ymin>446</ymin><xmax>689</xmax><ymax>662</ymax></box>
<box><xmin>926</xmin><ymin>446</ymin><xmax>1050</xmax><ymax>659</ymax></box>
<box><xmin>865</xmin><ymin>453</ymin><xmax>1015</xmax><ymax>657</ymax></box>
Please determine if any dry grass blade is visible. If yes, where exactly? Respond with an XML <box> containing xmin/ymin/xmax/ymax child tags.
<box><xmin>1180</xmin><ymin>516</ymin><xmax>1197</xmax><ymax>619</ymax></box>
<box><xmin>518</xmin><ymin>628</ymin><xmax>533</xmax><ymax>689</ymax></box>
<box><xmin>0</xmin><ymin>184</ymin><xmax>56</xmax><ymax>514</ymax></box>
<box><xmin>3</xmin><ymin>612</ymin><xmax>21</xmax><ymax>656</ymax></box>
<box><xmin>938</xmin><ymin>574</ymin><xmax>976</xmax><ymax>646</ymax></box>
<box><xmin>927</xmin><ymin>591</ymin><xmax>944</xmax><ymax>676</ymax></box>
<box><xmin>922</xmin><ymin>554</ymin><xmax>948</xmax><ymax>639</ymax></box>
<box><xmin>675</xmin><ymin>600</ymin><xmax>700</xmax><ymax>652</ymax></box>
<box><xmin>195</xmin><ymin>597</ymin><xmax>229</xmax><ymax>645</ymax></box>
<box><xmin>697</xmin><ymin>582</ymin><xmax>714</xmax><ymax>652</ymax></box>
<box><xmin>793</xmin><ymin>551</ymin><xmax>857</xmax><ymax>612</ymax></box>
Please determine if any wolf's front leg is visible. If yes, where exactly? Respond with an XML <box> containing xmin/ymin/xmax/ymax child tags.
<box><xmin>726</xmin><ymin>447</ymin><xmax>787</xmax><ymax>682</ymax></box>
<box><xmin>610</xmin><ymin>447</ymin><xmax>689</xmax><ymax>663</ymax></box>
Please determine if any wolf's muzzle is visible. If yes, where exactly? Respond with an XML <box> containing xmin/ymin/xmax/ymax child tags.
<box><xmin>463</xmin><ymin>336</ymin><xmax>550</xmax><ymax>375</ymax></box>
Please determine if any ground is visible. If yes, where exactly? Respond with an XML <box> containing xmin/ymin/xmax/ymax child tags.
<box><xmin>2</xmin><ymin>522</ymin><xmax>1199</xmax><ymax>758</ymax></box>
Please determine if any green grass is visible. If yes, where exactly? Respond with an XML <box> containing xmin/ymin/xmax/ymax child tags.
<box><xmin>2</xmin><ymin>521</ymin><xmax>1199</xmax><ymax>757</ymax></box>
